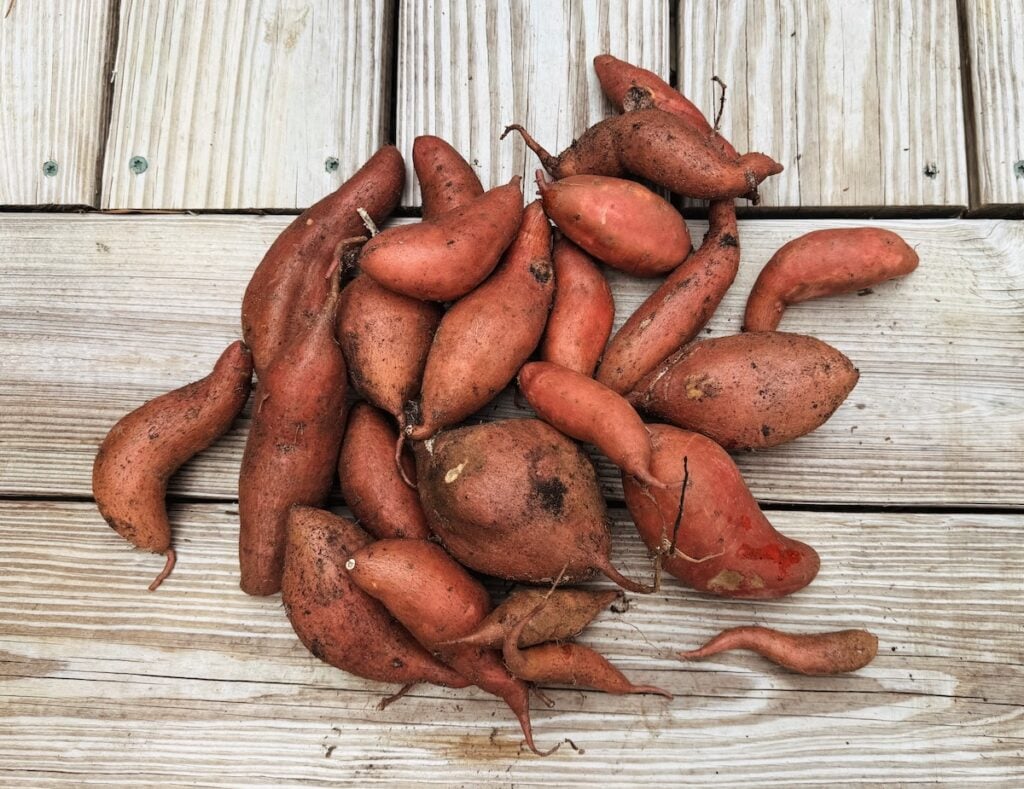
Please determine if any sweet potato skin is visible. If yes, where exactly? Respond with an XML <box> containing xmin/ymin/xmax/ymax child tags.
<box><xmin>540</xmin><ymin>238</ymin><xmax>615</xmax><ymax>377</ymax></box>
<box><xmin>406</xmin><ymin>201</ymin><xmax>553</xmax><ymax>440</ymax></box>
<box><xmin>597</xmin><ymin>200</ymin><xmax>739</xmax><ymax>395</ymax></box>
<box><xmin>413</xmin><ymin>135</ymin><xmax>484</xmax><ymax>220</ymax></box>
<box><xmin>338</xmin><ymin>403</ymin><xmax>430</xmax><ymax>540</ymax></box>
<box><xmin>536</xmin><ymin>174</ymin><xmax>691</xmax><ymax>276</ymax></box>
<box><xmin>282</xmin><ymin>506</ymin><xmax>468</xmax><ymax>688</ymax></box>
<box><xmin>358</xmin><ymin>177</ymin><xmax>524</xmax><ymax>301</ymax></box>
<box><xmin>743</xmin><ymin>228</ymin><xmax>920</xmax><ymax>332</ymax></box>
<box><xmin>629</xmin><ymin>332</ymin><xmax>859</xmax><ymax>451</ymax></box>
<box><xmin>622</xmin><ymin>425</ymin><xmax>820</xmax><ymax>599</ymax></box>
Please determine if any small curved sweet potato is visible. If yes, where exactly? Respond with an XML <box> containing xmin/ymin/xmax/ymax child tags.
<box><xmin>282</xmin><ymin>506</ymin><xmax>468</xmax><ymax>689</ymax></box>
<box><xmin>629</xmin><ymin>332</ymin><xmax>859</xmax><ymax>451</ymax></box>
<box><xmin>413</xmin><ymin>135</ymin><xmax>484</xmax><ymax>220</ymax></box>
<box><xmin>679</xmin><ymin>626</ymin><xmax>878</xmax><ymax>675</ymax></box>
<box><xmin>622</xmin><ymin>425</ymin><xmax>820</xmax><ymax>598</ymax></box>
<box><xmin>338</xmin><ymin>403</ymin><xmax>430</xmax><ymax>540</ymax></box>
<box><xmin>93</xmin><ymin>341</ymin><xmax>252</xmax><ymax>590</ymax></box>
<box><xmin>597</xmin><ymin>200</ymin><xmax>739</xmax><ymax>395</ymax></box>
<box><xmin>536</xmin><ymin>172</ymin><xmax>691</xmax><ymax>276</ymax></box>
<box><xmin>540</xmin><ymin>238</ymin><xmax>614</xmax><ymax>377</ymax></box>
<box><xmin>743</xmin><ymin>228</ymin><xmax>920</xmax><ymax>332</ymax></box>
<box><xmin>359</xmin><ymin>176</ymin><xmax>524</xmax><ymax>301</ymax></box>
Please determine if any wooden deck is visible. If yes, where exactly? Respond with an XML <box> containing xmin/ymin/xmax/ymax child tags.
<box><xmin>1</xmin><ymin>2</ymin><xmax>1022</xmax><ymax>785</ymax></box>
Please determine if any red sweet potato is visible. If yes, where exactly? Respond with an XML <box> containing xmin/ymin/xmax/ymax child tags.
<box><xmin>743</xmin><ymin>228</ymin><xmax>920</xmax><ymax>332</ymax></box>
<box><xmin>93</xmin><ymin>341</ymin><xmax>252</xmax><ymax>590</ymax></box>
<box><xmin>405</xmin><ymin>201</ymin><xmax>553</xmax><ymax>441</ymax></box>
<box><xmin>536</xmin><ymin>172</ymin><xmax>691</xmax><ymax>277</ymax></box>
<box><xmin>413</xmin><ymin>135</ymin><xmax>484</xmax><ymax>220</ymax></box>
<box><xmin>338</xmin><ymin>403</ymin><xmax>430</xmax><ymax>540</ymax></box>
<box><xmin>358</xmin><ymin>177</ymin><xmax>524</xmax><ymax>301</ymax></box>
<box><xmin>539</xmin><ymin>238</ymin><xmax>615</xmax><ymax>377</ymax></box>
<box><xmin>597</xmin><ymin>200</ymin><xmax>739</xmax><ymax>395</ymax></box>
<box><xmin>629</xmin><ymin>332</ymin><xmax>859</xmax><ymax>451</ymax></box>
<box><xmin>282</xmin><ymin>506</ymin><xmax>468</xmax><ymax>689</ymax></box>
<box><xmin>679</xmin><ymin>626</ymin><xmax>878</xmax><ymax>675</ymax></box>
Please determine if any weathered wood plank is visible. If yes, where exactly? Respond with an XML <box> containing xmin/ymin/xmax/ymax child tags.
<box><xmin>676</xmin><ymin>0</ymin><xmax>969</xmax><ymax>210</ymax></box>
<box><xmin>0</xmin><ymin>0</ymin><xmax>114</xmax><ymax>206</ymax></box>
<box><xmin>101</xmin><ymin>0</ymin><xmax>393</xmax><ymax>210</ymax></box>
<box><xmin>961</xmin><ymin>0</ymin><xmax>1024</xmax><ymax>214</ymax></box>
<box><xmin>0</xmin><ymin>214</ymin><xmax>1022</xmax><ymax>506</ymax></box>
<box><xmin>0</xmin><ymin>502</ymin><xmax>1021</xmax><ymax>784</ymax></box>
<box><xmin>395</xmin><ymin>0</ymin><xmax>669</xmax><ymax>206</ymax></box>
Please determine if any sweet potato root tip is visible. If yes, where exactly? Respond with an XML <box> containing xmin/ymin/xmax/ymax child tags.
<box><xmin>502</xmin><ymin>125</ymin><xmax>559</xmax><ymax>174</ymax></box>
<box><xmin>593</xmin><ymin>555</ymin><xmax>655</xmax><ymax>595</ymax></box>
<box><xmin>377</xmin><ymin>682</ymin><xmax>417</xmax><ymax>711</ymax></box>
<box><xmin>147</xmin><ymin>548</ymin><xmax>176</xmax><ymax>592</ymax></box>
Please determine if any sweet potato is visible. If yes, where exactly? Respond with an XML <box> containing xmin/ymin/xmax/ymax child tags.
<box><xmin>535</xmin><ymin>172</ymin><xmax>691</xmax><ymax>276</ymax></box>
<box><xmin>93</xmin><ymin>341</ymin><xmax>252</xmax><ymax>590</ymax></box>
<box><xmin>242</xmin><ymin>146</ymin><xmax>403</xmax><ymax>373</ymax></box>
<box><xmin>622</xmin><ymin>425</ymin><xmax>820</xmax><ymax>598</ymax></box>
<box><xmin>679</xmin><ymin>626</ymin><xmax>878</xmax><ymax>675</ymax></box>
<box><xmin>440</xmin><ymin>588</ymin><xmax>621</xmax><ymax>650</ymax></box>
<box><xmin>413</xmin><ymin>135</ymin><xmax>484</xmax><ymax>220</ymax></box>
<box><xmin>503</xmin><ymin>109</ymin><xmax>782</xmax><ymax>202</ymax></box>
<box><xmin>358</xmin><ymin>176</ymin><xmax>524</xmax><ymax>301</ymax></box>
<box><xmin>518</xmin><ymin>361</ymin><xmax>665</xmax><ymax>489</ymax></box>
<box><xmin>597</xmin><ymin>200</ymin><xmax>739</xmax><ymax>395</ymax></box>
<box><xmin>338</xmin><ymin>403</ymin><xmax>430</xmax><ymax>540</ymax></box>
<box><xmin>628</xmin><ymin>332</ymin><xmax>859</xmax><ymax>451</ymax></box>
<box><xmin>743</xmin><ymin>228</ymin><xmax>920</xmax><ymax>332</ymax></box>
<box><xmin>539</xmin><ymin>238</ymin><xmax>615</xmax><ymax>377</ymax></box>
<box><xmin>415</xmin><ymin>418</ymin><xmax>650</xmax><ymax>593</ymax></box>
<box><xmin>282</xmin><ymin>506</ymin><xmax>468</xmax><ymax>689</ymax></box>
<box><xmin>238</xmin><ymin>271</ymin><xmax>348</xmax><ymax>596</ymax></box>
<box><xmin>344</xmin><ymin>538</ymin><xmax>546</xmax><ymax>755</ymax></box>
<box><xmin>336</xmin><ymin>274</ymin><xmax>441</xmax><ymax>423</ymax></box>
<box><xmin>405</xmin><ymin>201</ymin><xmax>553</xmax><ymax>441</ymax></box>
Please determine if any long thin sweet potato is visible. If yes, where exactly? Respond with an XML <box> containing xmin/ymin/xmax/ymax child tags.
<box><xmin>413</xmin><ymin>135</ymin><xmax>484</xmax><ymax>220</ymax></box>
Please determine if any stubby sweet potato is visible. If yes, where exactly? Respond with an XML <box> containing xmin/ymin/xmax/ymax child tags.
<box><xmin>743</xmin><ymin>228</ymin><xmax>920</xmax><ymax>332</ymax></box>
<box><xmin>622</xmin><ymin>425</ymin><xmax>820</xmax><ymax>598</ymax></box>
<box><xmin>413</xmin><ymin>135</ymin><xmax>484</xmax><ymax>220</ymax></box>
<box><xmin>359</xmin><ymin>177</ymin><xmax>524</xmax><ymax>301</ymax></box>
<box><xmin>93</xmin><ymin>341</ymin><xmax>252</xmax><ymax>590</ymax></box>
<box><xmin>415</xmin><ymin>418</ymin><xmax>650</xmax><ymax>593</ymax></box>
<box><xmin>536</xmin><ymin>172</ymin><xmax>691</xmax><ymax>276</ymax></box>
<box><xmin>540</xmin><ymin>238</ymin><xmax>615</xmax><ymax>377</ymax></box>
<box><xmin>629</xmin><ymin>332</ymin><xmax>859</xmax><ymax>451</ymax></box>
<box><xmin>282</xmin><ymin>506</ymin><xmax>468</xmax><ymax>689</ymax></box>
<box><xmin>597</xmin><ymin>200</ymin><xmax>739</xmax><ymax>395</ymax></box>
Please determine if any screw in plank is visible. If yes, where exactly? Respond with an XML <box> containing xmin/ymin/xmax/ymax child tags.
<box><xmin>129</xmin><ymin>156</ymin><xmax>149</xmax><ymax>174</ymax></box>
<box><xmin>923</xmin><ymin>163</ymin><xmax>939</xmax><ymax>179</ymax></box>
<box><xmin>42</xmin><ymin>160</ymin><xmax>58</xmax><ymax>177</ymax></box>
<box><xmin>324</xmin><ymin>156</ymin><xmax>340</xmax><ymax>173</ymax></box>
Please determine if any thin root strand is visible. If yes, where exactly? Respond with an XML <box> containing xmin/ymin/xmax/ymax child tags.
<box><xmin>148</xmin><ymin>548</ymin><xmax>176</xmax><ymax>592</ymax></box>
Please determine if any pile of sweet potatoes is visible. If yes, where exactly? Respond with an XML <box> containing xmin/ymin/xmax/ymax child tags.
<box><xmin>92</xmin><ymin>54</ymin><xmax>919</xmax><ymax>755</ymax></box>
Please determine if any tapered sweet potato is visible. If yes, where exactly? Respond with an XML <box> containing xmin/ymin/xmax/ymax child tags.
<box><xmin>540</xmin><ymin>238</ymin><xmax>615</xmax><ymax>377</ymax></box>
<box><xmin>415</xmin><ymin>418</ymin><xmax>650</xmax><ymax>593</ymax></box>
<box><xmin>93</xmin><ymin>341</ymin><xmax>252</xmax><ymax>590</ymax></box>
<box><xmin>597</xmin><ymin>200</ymin><xmax>739</xmax><ymax>395</ymax></box>
<box><xmin>338</xmin><ymin>403</ymin><xmax>430</xmax><ymax>540</ymax></box>
<box><xmin>622</xmin><ymin>425</ymin><xmax>820</xmax><ymax>598</ymax></box>
<box><xmin>413</xmin><ymin>135</ymin><xmax>484</xmax><ymax>220</ymax></box>
<box><xmin>359</xmin><ymin>177</ymin><xmax>524</xmax><ymax>301</ymax></box>
<box><xmin>743</xmin><ymin>228</ymin><xmax>920</xmax><ymax>332</ymax></box>
<box><xmin>238</xmin><ymin>272</ymin><xmax>348</xmax><ymax>596</ymax></box>
<box><xmin>344</xmin><ymin>539</ymin><xmax>545</xmax><ymax>755</ymax></box>
<box><xmin>503</xmin><ymin>109</ymin><xmax>781</xmax><ymax>202</ymax></box>
<box><xmin>518</xmin><ymin>361</ymin><xmax>665</xmax><ymax>489</ymax></box>
<box><xmin>405</xmin><ymin>201</ymin><xmax>553</xmax><ymax>441</ymax></box>
<box><xmin>679</xmin><ymin>626</ymin><xmax>878</xmax><ymax>675</ymax></box>
<box><xmin>629</xmin><ymin>332</ymin><xmax>859</xmax><ymax>451</ymax></box>
<box><xmin>242</xmin><ymin>146</ymin><xmax>404</xmax><ymax>373</ymax></box>
<box><xmin>282</xmin><ymin>506</ymin><xmax>468</xmax><ymax>689</ymax></box>
<box><xmin>536</xmin><ymin>172</ymin><xmax>691</xmax><ymax>276</ymax></box>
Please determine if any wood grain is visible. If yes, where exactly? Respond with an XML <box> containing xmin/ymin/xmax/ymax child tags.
<box><xmin>961</xmin><ymin>0</ymin><xmax>1024</xmax><ymax>214</ymax></box>
<box><xmin>101</xmin><ymin>0</ymin><xmax>393</xmax><ymax>210</ymax></box>
<box><xmin>395</xmin><ymin>0</ymin><xmax>669</xmax><ymax>206</ymax></box>
<box><xmin>676</xmin><ymin>0</ymin><xmax>969</xmax><ymax>210</ymax></box>
<box><xmin>2</xmin><ymin>213</ymin><xmax>1020</xmax><ymax>506</ymax></box>
<box><xmin>0</xmin><ymin>0</ymin><xmax>114</xmax><ymax>206</ymax></box>
<box><xmin>0</xmin><ymin>501</ymin><xmax>1020</xmax><ymax>784</ymax></box>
